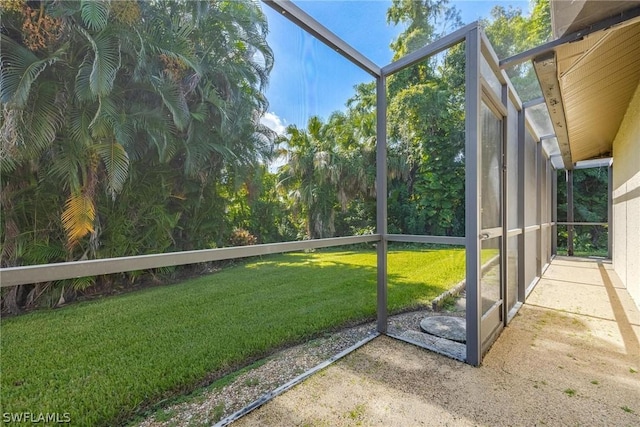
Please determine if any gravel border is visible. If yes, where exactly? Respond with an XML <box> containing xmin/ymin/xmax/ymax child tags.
<box><xmin>136</xmin><ymin>307</ymin><xmax>463</xmax><ymax>427</ymax></box>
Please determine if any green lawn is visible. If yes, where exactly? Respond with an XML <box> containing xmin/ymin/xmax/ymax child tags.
<box><xmin>1</xmin><ymin>248</ymin><xmax>468</xmax><ymax>426</ymax></box>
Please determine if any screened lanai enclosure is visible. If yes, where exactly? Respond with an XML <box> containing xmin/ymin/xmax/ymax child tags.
<box><xmin>6</xmin><ymin>1</ymin><xmax>640</xmax><ymax>424</ymax></box>
<box><xmin>0</xmin><ymin>0</ymin><xmax>571</xmax><ymax>368</ymax></box>
<box><xmin>373</xmin><ymin>17</ymin><xmax>559</xmax><ymax>365</ymax></box>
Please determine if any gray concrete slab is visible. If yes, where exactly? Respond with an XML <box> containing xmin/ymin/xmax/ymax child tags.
<box><xmin>232</xmin><ymin>258</ymin><xmax>640</xmax><ymax>427</ymax></box>
<box><xmin>420</xmin><ymin>316</ymin><xmax>466</xmax><ymax>343</ymax></box>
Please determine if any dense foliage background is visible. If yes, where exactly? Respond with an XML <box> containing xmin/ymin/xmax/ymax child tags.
<box><xmin>1</xmin><ymin>0</ymin><xmax>604</xmax><ymax>314</ymax></box>
<box><xmin>1</xmin><ymin>0</ymin><xmax>280</xmax><ymax>311</ymax></box>
<box><xmin>556</xmin><ymin>167</ymin><xmax>609</xmax><ymax>256</ymax></box>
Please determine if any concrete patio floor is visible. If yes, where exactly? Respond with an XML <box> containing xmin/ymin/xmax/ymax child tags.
<box><xmin>232</xmin><ymin>258</ymin><xmax>640</xmax><ymax>426</ymax></box>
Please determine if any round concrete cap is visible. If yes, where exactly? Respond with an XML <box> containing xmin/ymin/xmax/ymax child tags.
<box><xmin>420</xmin><ymin>316</ymin><xmax>466</xmax><ymax>343</ymax></box>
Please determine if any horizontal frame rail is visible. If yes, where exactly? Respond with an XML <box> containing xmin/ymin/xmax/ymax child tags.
<box><xmin>385</xmin><ymin>234</ymin><xmax>465</xmax><ymax>245</ymax></box>
<box><xmin>507</xmin><ymin>228</ymin><xmax>523</xmax><ymax>237</ymax></box>
<box><xmin>0</xmin><ymin>235</ymin><xmax>381</xmax><ymax>288</ymax></box>
<box><xmin>556</xmin><ymin>222</ymin><xmax>608</xmax><ymax>226</ymax></box>
<box><xmin>381</xmin><ymin>22</ymin><xmax>477</xmax><ymax>76</ymax></box>
<box><xmin>479</xmin><ymin>227</ymin><xmax>503</xmax><ymax>239</ymax></box>
<box><xmin>262</xmin><ymin>0</ymin><xmax>380</xmax><ymax>77</ymax></box>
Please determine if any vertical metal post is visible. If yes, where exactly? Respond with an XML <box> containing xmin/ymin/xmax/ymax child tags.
<box><xmin>501</xmin><ymin>85</ymin><xmax>509</xmax><ymax>326</ymax></box>
<box><xmin>567</xmin><ymin>169</ymin><xmax>574</xmax><ymax>256</ymax></box>
<box><xmin>545</xmin><ymin>159</ymin><xmax>551</xmax><ymax>264</ymax></box>
<box><xmin>376</xmin><ymin>75</ymin><xmax>388</xmax><ymax>334</ymax></box>
<box><xmin>536</xmin><ymin>142</ymin><xmax>542</xmax><ymax>276</ymax></box>
<box><xmin>607</xmin><ymin>164</ymin><xmax>613</xmax><ymax>259</ymax></box>
<box><xmin>548</xmin><ymin>161</ymin><xmax>553</xmax><ymax>262</ymax></box>
<box><xmin>552</xmin><ymin>167</ymin><xmax>558</xmax><ymax>256</ymax></box>
<box><xmin>465</xmin><ymin>27</ymin><xmax>482</xmax><ymax>366</ymax></box>
<box><xmin>517</xmin><ymin>108</ymin><xmax>526</xmax><ymax>303</ymax></box>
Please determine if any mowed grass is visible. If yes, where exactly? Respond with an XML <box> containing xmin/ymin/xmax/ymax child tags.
<box><xmin>1</xmin><ymin>247</ymin><xmax>468</xmax><ymax>426</ymax></box>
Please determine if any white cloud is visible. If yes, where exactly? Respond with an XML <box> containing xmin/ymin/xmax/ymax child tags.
<box><xmin>260</xmin><ymin>112</ymin><xmax>288</xmax><ymax>173</ymax></box>
<box><xmin>260</xmin><ymin>111</ymin><xmax>287</xmax><ymax>136</ymax></box>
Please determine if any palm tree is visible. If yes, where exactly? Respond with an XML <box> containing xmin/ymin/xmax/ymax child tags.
<box><xmin>0</xmin><ymin>0</ymin><xmax>275</xmax><ymax>311</ymax></box>
<box><xmin>278</xmin><ymin>117</ymin><xmax>329</xmax><ymax>239</ymax></box>
<box><xmin>278</xmin><ymin>109</ymin><xmax>377</xmax><ymax>239</ymax></box>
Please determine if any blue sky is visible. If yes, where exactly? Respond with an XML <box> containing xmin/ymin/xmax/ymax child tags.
<box><xmin>260</xmin><ymin>0</ymin><xmax>529</xmax><ymax>133</ymax></box>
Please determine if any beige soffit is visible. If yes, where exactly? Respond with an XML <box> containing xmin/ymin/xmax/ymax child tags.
<box><xmin>552</xmin><ymin>0</ymin><xmax>640</xmax><ymax>38</ymax></box>
<box><xmin>555</xmin><ymin>19</ymin><xmax>640</xmax><ymax>163</ymax></box>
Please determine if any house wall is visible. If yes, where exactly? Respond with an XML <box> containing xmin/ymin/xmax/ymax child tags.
<box><xmin>612</xmin><ymin>80</ymin><xmax>640</xmax><ymax>310</ymax></box>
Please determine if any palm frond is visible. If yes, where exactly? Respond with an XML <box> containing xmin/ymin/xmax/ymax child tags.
<box><xmin>74</xmin><ymin>53</ymin><xmax>96</xmax><ymax>101</ymax></box>
<box><xmin>49</xmin><ymin>107</ymin><xmax>102</xmax><ymax>198</ymax></box>
<box><xmin>80</xmin><ymin>0</ymin><xmax>110</xmax><ymax>32</ymax></box>
<box><xmin>142</xmin><ymin>17</ymin><xmax>201</xmax><ymax>75</ymax></box>
<box><xmin>151</xmin><ymin>74</ymin><xmax>190</xmax><ymax>131</ymax></box>
<box><xmin>61</xmin><ymin>191</ymin><xmax>95</xmax><ymax>248</ymax></box>
<box><xmin>0</xmin><ymin>35</ymin><xmax>63</xmax><ymax>108</ymax></box>
<box><xmin>18</xmin><ymin>83</ymin><xmax>65</xmax><ymax>158</ymax></box>
<box><xmin>110</xmin><ymin>114</ymin><xmax>135</xmax><ymax>150</ymax></box>
<box><xmin>78</xmin><ymin>28</ymin><xmax>121</xmax><ymax>97</ymax></box>
<box><xmin>71</xmin><ymin>275</ymin><xmax>96</xmax><ymax>291</ymax></box>
<box><xmin>67</xmin><ymin>105</ymin><xmax>94</xmax><ymax>146</ymax></box>
<box><xmin>22</xmin><ymin>243</ymin><xmax>67</xmax><ymax>265</ymax></box>
<box><xmin>95</xmin><ymin>141</ymin><xmax>129</xmax><ymax>199</ymax></box>
<box><xmin>92</xmin><ymin>31</ymin><xmax>121</xmax><ymax>96</ymax></box>
<box><xmin>0</xmin><ymin>149</ymin><xmax>19</xmax><ymax>173</ymax></box>
<box><xmin>88</xmin><ymin>95</ymin><xmax>118</xmax><ymax>136</ymax></box>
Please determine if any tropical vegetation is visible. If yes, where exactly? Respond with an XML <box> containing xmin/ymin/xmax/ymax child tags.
<box><xmin>556</xmin><ymin>167</ymin><xmax>609</xmax><ymax>256</ymax></box>
<box><xmin>1</xmin><ymin>0</ymin><xmax>610</xmax><ymax>424</ymax></box>
<box><xmin>1</xmin><ymin>1</ymin><xmax>593</xmax><ymax>306</ymax></box>
<box><xmin>1</xmin><ymin>0</ymin><xmax>279</xmax><ymax>311</ymax></box>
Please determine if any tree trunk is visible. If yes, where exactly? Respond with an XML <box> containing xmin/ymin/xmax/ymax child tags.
<box><xmin>1</xmin><ymin>182</ymin><xmax>23</xmax><ymax>313</ymax></box>
<box><xmin>3</xmin><ymin>285</ymin><xmax>23</xmax><ymax>315</ymax></box>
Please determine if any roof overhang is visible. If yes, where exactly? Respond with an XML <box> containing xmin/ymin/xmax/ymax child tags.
<box><xmin>501</xmin><ymin>2</ymin><xmax>640</xmax><ymax>170</ymax></box>
<box><xmin>551</xmin><ymin>0</ymin><xmax>640</xmax><ymax>38</ymax></box>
